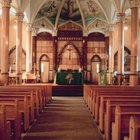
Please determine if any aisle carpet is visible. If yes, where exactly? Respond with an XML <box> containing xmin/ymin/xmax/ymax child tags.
<box><xmin>21</xmin><ymin>96</ymin><xmax>104</xmax><ymax>140</ymax></box>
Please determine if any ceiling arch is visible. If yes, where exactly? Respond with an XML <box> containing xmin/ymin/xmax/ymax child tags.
<box><xmin>0</xmin><ymin>0</ymin><xmax>133</xmax><ymax>35</ymax></box>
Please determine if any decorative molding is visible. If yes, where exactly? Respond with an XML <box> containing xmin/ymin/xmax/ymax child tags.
<box><xmin>2</xmin><ymin>0</ymin><xmax>11</xmax><ymax>8</ymax></box>
<box><xmin>116</xmin><ymin>13</ymin><xmax>125</xmax><ymax>23</ymax></box>
<box><xmin>88</xmin><ymin>19</ymin><xmax>107</xmax><ymax>29</ymax></box>
<box><xmin>37</xmin><ymin>32</ymin><xmax>53</xmax><ymax>40</ymax></box>
<box><xmin>129</xmin><ymin>0</ymin><xmax>140</xmax><ymax>8</ymax></box>
<box><xmin>15</xmin><ymin>13</ymin><xmax>24</xmax><ymax>22</ymax></box>
<box><xmin>109</xmin><ymin>24</ymin><xmax>115</xmax><ymax>32</ymax></box>
<box><xmin>88</xmin><ymin>32</ymin><xmax>106</xmax><ymax>41</ymax></box>
<box><xmin>58</xmin><ymin>30</ymin><xmax>82</xmax><ymax>37</ymax></box>
<box><xmin>26</xmin><ymin>23</ymin><xmax>32</xmax><ymax>32</ymax></box>
<box><xmin>58</xmin><ymin>21</ymin><xmax>82</xmax><ymax>31</ymax></box>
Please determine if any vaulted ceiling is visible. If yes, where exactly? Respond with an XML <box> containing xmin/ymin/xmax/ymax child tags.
<box><xmin>0</xmin><ymin>0</ymin><xmax>132</xmax><ymax>35</ymax></box>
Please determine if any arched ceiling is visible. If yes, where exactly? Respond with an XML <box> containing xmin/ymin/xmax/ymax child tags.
<box><xmin>0</xmin><ymin>0</ymin><xmax>132</xmax><ymax>35</ymax></box>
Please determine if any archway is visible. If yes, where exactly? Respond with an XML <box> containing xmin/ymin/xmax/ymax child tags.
<box><xmin>58</xmin><ymin>42</ymin><xmax>82</xmax><ymax>71</ymax></box>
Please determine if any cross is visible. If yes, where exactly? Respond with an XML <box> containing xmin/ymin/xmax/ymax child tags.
<box><xmin>67</xmin><ymin>45</ymin><xmax>73</xmax><ymax>60</ymax></box>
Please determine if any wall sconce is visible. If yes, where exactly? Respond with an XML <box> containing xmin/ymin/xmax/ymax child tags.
<box><xmin>14</xmin><ymin>24</ymin><xmax>17</xmax><ymax>30</ymax></box>
<box><xmin>124</xmin><ymin>18</ymin><xmax>128</xmax><ymax>31</ymax></box>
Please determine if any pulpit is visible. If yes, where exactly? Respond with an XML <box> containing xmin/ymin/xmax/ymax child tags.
<box><xmin>54</xmin><ymin>71</ymin><xmax>83</xmax><ymax>85</ymax></box>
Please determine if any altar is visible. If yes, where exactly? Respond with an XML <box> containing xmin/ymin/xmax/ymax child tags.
<box><xmin>54</xmin><ymin>71</ymin><xmax>83</xmax><ymax>85</ymax></box>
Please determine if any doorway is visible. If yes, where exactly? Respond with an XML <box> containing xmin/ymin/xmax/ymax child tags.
<box><xmin>40</xmin><ymin>54</ymin><xmax>49</xmax><ymax>83</ymax></box>
<box><xmin>91</xmin><ymin>55</ymin><xmax>101</xmax><ymax>84</ymax></box>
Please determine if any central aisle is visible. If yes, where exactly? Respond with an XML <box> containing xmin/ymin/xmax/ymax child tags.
<box><xmin>22</xmin><ymin>96</ymin><xmax>104</xmax><ymax>140</ymax></box>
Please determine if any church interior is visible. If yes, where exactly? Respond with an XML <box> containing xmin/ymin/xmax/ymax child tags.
<box><xmin>0</xmin><ymin>0</ymin><xmax>140</xmax><ymax>140</ymax></box>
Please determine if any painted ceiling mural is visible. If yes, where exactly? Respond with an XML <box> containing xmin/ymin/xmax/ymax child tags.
<box><xmin>59</xmin><ymin>0</ymin><xmax>82</xmax><ymax>24</ymax></box>
<box><xmin>35</xmin><ymin>0</ymin><xmax>107</xmax><ymax>28</ymax></box>
<box><xmin>80</xmin><ymin>0</ymin><xmax>106</xmax><ymax>25</ymax></box>
<box><xmin>36</xmin><ymin>0</ymin><xmax>60</xmax><ymax>25</ymax></box>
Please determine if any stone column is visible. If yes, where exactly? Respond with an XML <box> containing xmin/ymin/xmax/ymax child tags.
<box><xmin>108</xmin><ymin>25</ymin><xmax>115</xmax><ymax>84</ymax></box>
<box><xmin>0</xmin><ymin>0</ymin><xmax>11</xmax><ymax>85</ymax></box>
<box><xmin>116</xmin><ymin>13</ymin><xmax>125</xmax><ymax>85</ymax></box>
<box><xmin>26</xmin><ymin>24</ymin><xmax>32</xmax><ymax>73</ymax></box>
<box><xmin>15</xmin><ymin>12</ymin><xmax>24</xmax><ymax>83</ymax></box>
<box><xmin>129</xmin><ymin>0</ymin><xmax>139</xmax><ymax>86</ymax></box>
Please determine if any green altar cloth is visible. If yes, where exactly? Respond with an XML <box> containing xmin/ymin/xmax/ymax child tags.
<box><xmin>55</xmin><ymin>72</ymin><xmax>83</xmax><ymax>85</ymax></box>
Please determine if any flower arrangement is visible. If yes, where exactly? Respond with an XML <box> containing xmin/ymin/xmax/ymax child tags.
<box><xmin>65</xmin><ymin>73</ymin><xmax>73</xmax><ymax>84</ymax></box>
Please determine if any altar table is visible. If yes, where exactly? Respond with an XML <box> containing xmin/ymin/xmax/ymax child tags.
<box><xmin>54</xmin><ymin>72</ymin><xmax>83</xmax><ymax>85</ymax></box>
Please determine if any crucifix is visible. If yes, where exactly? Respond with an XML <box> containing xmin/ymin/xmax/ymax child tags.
<box><xmin>67</xmin><ymin>45</ymin><xmax>73</xmax><ymax>60</ymax></box>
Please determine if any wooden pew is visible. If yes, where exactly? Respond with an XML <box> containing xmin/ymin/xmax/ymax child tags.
<box><xmin>0</xmin><ymin>96</ymin><xmax>30</xmax><ymax>132</ymax></box>
<box><xmin>104</xmin><ymin>100</ymin><xmax>140</xmax><ymax>140</ymax></box>
<box><xmin>94</xmin><ymin>92</ymin><xmax>140</xmax><ymax>123</ymax></box>
<box><xmin>123</xmin><ymin>137</ymin><xmax>129</xmax><ymax>140</ymax></box>
<box><xmin>0</xmin><ymin>100</ymin><xmax>22</xmax><ymax>140</ymax></box>
<box><xmin>10</xmin><ymin>83</ymin><xmax>52</xmax><ymax>109</ymax></box>
<box><xmin>94</xmin><ymin>90</ymin><xmax>140</xmax><ymax>121</ymax></box>
<box><xmin>83</xmin><ymin>84</ymin><xmax>93</xmax><ymax>104</ymax></box>
<box><xmin>84</xmin><ymin>85</ymin><xmax>130</xmax><ymax>111</ymax></box>
<box><xmin>86</xmin><ymin>86</ymin><xmax>140</xmax><ymax>114</ymax></box>
<box><xmin>99</xmin><ymin>96</ymin><xmax>140</xmax><ymax>132</ymax></box>
<box><xmin>14</xmin><ymin>85</ymin><xmax>45</xmax><ymax>109</ymax></box>
<box><xmin>128</xmin><ymin>115</ymin><xmax>140</xmax><ymax>140</ymax></box>
<box><xmin>112</xmin><ymin>105</ymin><xmax>140</xmax><ymax>140</ymax></box>
<box><xmin>0</xmin><ymin>84</ymin><xmax>51</xmax><ymax>140</ymax></box>
<box><xmin>0</xmin><ymin>110</ymin><xmax>11</xmax><ymax>140</ymax></box>
<box><xmin>0</xmin><ymin>92</ymin><xmax>36</xmax><ymax>123</ymax></box>
<box><xmin>0</xmin><ymin>87</ymin><xmax>41</xmax><ymax>117</ymax></box>
<box><xmin>0</xmin><ymin>86</ymin><xmax>42</xmax><ymax>113</ymax></box>
<box><xmin>21</xmin><ymin>83</ymin><xmax>52</xmax><ymax>106</ymax></box>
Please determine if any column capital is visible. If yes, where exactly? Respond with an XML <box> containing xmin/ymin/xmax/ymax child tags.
<box><xmin>83</xmin><ymin>27</ymin><xmax>88</xmax><ymax>36</ymax></box>
<box><xmin>15</xmin><ymin>12</ymin><xmax>24</xmax><ymax>22</ymax></box>
<box><xmin>109</xmin><ymin>24</ymin><xmax>115</xmax><ymax>32</ymax></box>
<box><xmin>32</xmin><ymin>27</ymin><xmax>39</xmax><ymax>36</ymax></box>
<box><xmin>26</xmin><ymin>23</ymin><xmax>32</xmax><ymax>32</ymax></box>
<box><xmin>116</xmin><ymin>13</ymin><xmax>125</xmax><ymax>23</ymax></box>
<box><xmin>2</xmin><ymin>0</ymin><xmax>11</xmax><ymax>8</ymax></box>
<box><xmin>52</xmin><ymin>29</ymin><xmax>57</xmax><ymax>36</ymax></box>
<box><xmin>129</xmin><ymin>0</ymin><xmax>140</xmax><ymax>8</ymax></box>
